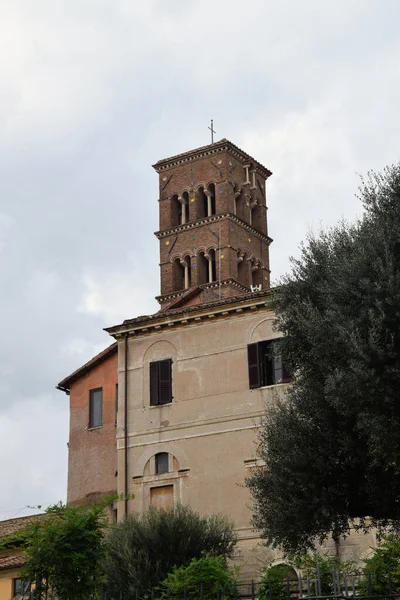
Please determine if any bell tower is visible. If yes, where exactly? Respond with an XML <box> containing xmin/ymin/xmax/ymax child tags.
<box><xmin>153</xmin><ymin>139</ymin><xmax>273</xmax><ymax>309</ymax></box>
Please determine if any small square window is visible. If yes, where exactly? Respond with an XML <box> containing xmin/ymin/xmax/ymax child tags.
<box><xmin>89</xmin><ymin>388</ymin><xmax>102</xmax><ymax>428</ymax></box>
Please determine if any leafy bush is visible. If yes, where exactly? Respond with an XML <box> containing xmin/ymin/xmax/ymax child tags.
<box><xmin>20</xmin><ymin>502</ymin><xmax>108</xmax><ymax>600</ymax></box>
<box><xmin>259</xmin><ymin>553</ymin><xmax>357</xmax><ymax>600</ymax></box>
<box><xmin>358</xmin><ymin>535</ymin><xmax>400</xmax><ymax>595</ymax></box>
<box><xmin>104</xmin><ymin>504</ymin><xmax>237</xmax><ymax>599</ymax></box>
<box><xmin>259</xmin><ymin>564</ymin><xmax>295</xmax><ymax>600</ymax></box>
<box><xmin>158</xmin><ymin>555</ymin><xmax>237</xmax><ymax>600</ymax></box>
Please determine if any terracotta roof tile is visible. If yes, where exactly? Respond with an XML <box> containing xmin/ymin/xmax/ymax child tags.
<box><xmin>0</xmin><ymin>553</ymin><xmax>26</xmax><ymax>571</ymax></box>
<box><xmin>0</xmin><ymin>514</ymin><xmax>44</xmax><ymax>539</ymax></box>
<box><xmin>56</xmin><ymin>342</ymin><xmax>118</xmax><ymax>392</ymax></box>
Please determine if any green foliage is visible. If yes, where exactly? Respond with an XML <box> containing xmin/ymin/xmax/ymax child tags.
<box><xmin>259</xmin><ymin>554</ymin><xmax>357</xmax><ymax>600</ymax></box>
<box><xmin>19</xmin><ymin>501</ymin><xmax>109</xmax><ymax>600</ymax></box>
<box><xmin>104</xmin><ymin>503</ymin><xmax>237</xmax><ymax>599</ymax></box>
<box><xmin>358</xmin><ymin>535</ymin><xmax>400</xmax><ymax>595</ymax></box>
<box><xmin>247</xmin><ymin>164</ymin><xmax>400</xmax><ymax>553</ymax></box>
<box><xmin>158</xmin><ymin>555</ymin><xmax>237</xmax><ymax>600</ymax></box>
<box><xmin>259</xmin><ymin>564</ymin><xmax>295</xmax><ymax>600</ymax></box>
<box><xmin>294</xmin><ymin>553</ymin><xmax>357</xmax><ymax>595</ymax></box>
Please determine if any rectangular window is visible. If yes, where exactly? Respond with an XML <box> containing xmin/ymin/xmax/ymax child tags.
<box><xmin>248</xmin><ymin>340</ymin><xmax>291</xmax><ymax>389</ymax></box>
<box><xmin>150</xmin><ymin>359</ymin><xmax>172</xmax><ymax>406</ymax></box>
<box><xmin>13</xmin><ymin>579</ymin><xmax>27</xmax><ymax>598</ymax></box>
<box><xmin>89</xmin><ymin>388</ymin><xmax>102</xmax><ymax>428</ymax></box>
<box><xmin>155</xmin><ymin>452</ymin><xmax>169</xmax><ymax>474</ymax></box>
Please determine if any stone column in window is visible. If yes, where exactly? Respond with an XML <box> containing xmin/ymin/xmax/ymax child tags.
<box><xmin>203</xmin><ymin>189</ymin><xmax>212</xmax><ymax>217</ymax></box>
<box><xmin>204</xmin><ymin>252</ymin><xmax>213</xmax><ymax>283</ymax></box>
<box><xmin>246</xmin><ymin>195</ymin><xmax>257</xmax><ymax>226</ymax></box>
<box><xmin>177</xmin><ymin>195</ymin><xmax>188</xmax><ymax>225</ymax></box>
<box><xmin>180</xmin><ymin>258</ymin><xmax>189</xmax><ymax>289</ymax></box>
<box><xmin>250</xmin><ymin>169</ymin><xmax>257</xmax><ymax>189</ymax></box>
<box><xmin>234</xmin><ymin>188</ymin><xmax>242</xmax><ymax>216</ymax></box>
<box><xmin>243</xmin><ymin>164</ymin><xmax>251</xmax><ymax>185</ymax></box>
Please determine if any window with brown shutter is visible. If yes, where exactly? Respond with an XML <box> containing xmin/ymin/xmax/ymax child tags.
<box><xmin>248</xmin><ymin>340</ymin><xmax>291</xmax><ymax>389</ymax></box>
<box><xmin>248</xmin><ymin>343</ymin><xmax>261</xmax><ymax>389</ymax></box>
<box><xmin>150</xmin><ymin>359</ymin><xmax>173</xmax><ymax>406</ymax></box>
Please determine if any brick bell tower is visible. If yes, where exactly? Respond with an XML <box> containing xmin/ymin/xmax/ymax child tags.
<box><xmin>153</xmin><ymin>139</ymin><xmax>273</xmax><ymax>309</ymax></box>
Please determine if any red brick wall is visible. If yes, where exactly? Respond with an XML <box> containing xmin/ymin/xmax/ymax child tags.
<box><xmin>67</xmin><ymin>352</ymin><xmax>118</xmax><ymax>506</ymax></box>
<box><xmin>156</xmin><ymin>149</ymin><xmax>271</xmax><ymax>302</ymax></box>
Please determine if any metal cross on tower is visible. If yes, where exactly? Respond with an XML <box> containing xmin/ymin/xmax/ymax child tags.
<box><xmin>208</xmin><ymin>119</ymin><xmax>216</xmax><ymax>144</ymax></box>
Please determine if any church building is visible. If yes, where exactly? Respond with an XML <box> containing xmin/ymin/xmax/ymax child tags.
<box><xmin>58</xmin><ymin>138</ymin><xmax>374</xmax><ymax>576</ymax></box>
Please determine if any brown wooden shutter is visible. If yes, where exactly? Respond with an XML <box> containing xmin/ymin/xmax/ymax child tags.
<box><xmin>159</xmin><ymin>359</ymin><xmax>172</xmax><ymax>404</ymax></box>
<box><xmin>150</xmin><ymin>361</ymin><xmax>159</xmax><ymax>406</ymax></box>
<box><xmin>248</xmin><ymin>343</ymin><xmax>261</xmax><ymax>389</ymax></box>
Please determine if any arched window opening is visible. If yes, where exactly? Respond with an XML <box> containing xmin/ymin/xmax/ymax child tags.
<box><xmin>198</xmin><ymin>187</ymin><xmax>207</xmax><ymax>218</ymax></box>
<box><xmin>170</xmin><ymin>195</ymin><xmax>181</xmax><ymax>228</ymax></box>
<box><xmin>155</xmin><ymin>452</ymin><xmax>169</xmax><ymax>475</ymax></box>
<box><xmin>208</xmin><ymin>183</ymin><xmax>216</xmax><ymax>215</ymax></box>
<box><xmin>209</xmin><ymin>249</ymin><xmax>217</xmax><ymax>282</ymax></box>
<box><xmin>182</xmin><ymin>191</ymin><xmax>190</xmax><ymax>223</ymax></box>
<box><xmin>234</xmin><ymin>189</ymin><xmax>243</xmax><ymax>219</ymax></box>
<box><xmin>252</xmin><ymin>264</ymin><xmax>263</xmax><ymax>288</ymax></box>
<box><xmin>197</xmin><ymin>252</ymin><xmax>208</xmax><ymax>285</ymax></box>
<box><xmin>237</xmin><ymin>253</ymin><xmax>248</xmax><ymax>286</ymax></box>
<box><xmin>173</xmin><ymin>258</ymin><xmax>185</xmax><ymax>291</ymax></box>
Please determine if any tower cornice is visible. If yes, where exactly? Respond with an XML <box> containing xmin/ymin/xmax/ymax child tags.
<box><xmin>154</xmin><ymin>213</ymin><xmax>273</xmax><ymax>245</ymax></box>
<box><xmin>153</xmin><ymin>138</ymin><xmax>272</xmax><ymax>180</ymax></box>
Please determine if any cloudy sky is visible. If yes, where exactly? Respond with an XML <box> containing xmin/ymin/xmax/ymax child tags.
<box><xmin>0</xmin><ymin>0</ymin><xmax>399</xmax><ymax>521</ymax></box>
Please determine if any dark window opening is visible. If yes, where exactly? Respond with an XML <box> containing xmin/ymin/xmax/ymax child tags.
<box><xmin>248</xmin><ymin>340</ymin><xmax>291</xmax><ymax>389</ymax></box>
<box><xmin>197</xmin><ymin>251</ymin><xmax>208</xmax><ymax>285</ymax></box>
<box><xmin>252</xmin><ymin>265</ymin><xmax>263</xmax><ymax>288</ymax></box>
<box><xmin>170</xmin><ymin>194</ymin><xmax>180</xmax><ymax>228</ymax></box>
<box><xmin>13</xmin><ymin>579</ymin><xmax>29</xmax><ymax>598</ymax></box>
<box><xmin>198</xmin><ymin>186</ymin><xmax>207</xmax><ymax>218</ymax></box>
<box><xmin>209</xmin><ymin>249</ymin><xmax>217</xmax><ymax>281</ymax></box>
<box><xmin>150</xmin><ymin>359</ymin><xmax>173</xmax><ymax>406</ymax></box>
<box><xmin>155</xmin><ymin>452</ymin><xmax>169</xmax><ymax>474</ymax></box>
<box><xmin>89</xmin><ymin>388</ymin><xmax>102</xmax><ymax>428</ymax></box>
<box><xmin>237</xmin><ymin>255</ymin><xmax>248</xmax><ymax>286</ymax></box>
<box><xmin>208</xmin><ymin>183</ymin><xmax>216</xmax><ymax>215</ymax></box>
<box><xmin>173</xmin><ymin>258</ymin><xmax>185</xmax><ymax>291</ymax></box>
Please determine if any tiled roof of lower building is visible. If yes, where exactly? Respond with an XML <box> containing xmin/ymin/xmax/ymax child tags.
<box><xmin>0</xmin><ymin>514</ymin><xmax>43</xmax><ymax>539</ymax></box>
<box><xmin>0</xmin><ymin>552</ymin><xmax>26</xmax><ymax>571</ymax></box>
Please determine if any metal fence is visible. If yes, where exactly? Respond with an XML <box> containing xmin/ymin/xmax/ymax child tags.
<box><xmin>16</xmin><ymin>570</ymin><xmax>400</xmax><ymax>600</ymax></box>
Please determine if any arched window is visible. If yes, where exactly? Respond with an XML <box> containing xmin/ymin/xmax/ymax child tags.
<box><xmin>208</xmin><ymin>249</ymin><xmax>217</xmax><ymax>281</ymax></box>
<box><xmin>252</xmin><ymin>264</ymin><xmax>263</xmax><ymax>288</ymax></box>
<box><xmin>173</xmin><ymin>258</ymin><xmax>185</xmax><ymax>291</ymax></box>
<box><xmin>155</xmin><ymin>452</ymin><xmax>169</xmax><ymax>475</ymax></box>
<box><xmin>197</xmin><ymin>251</ymin><xmax>208</xmax><ymax>285</ymax></box>
<box><xmin>198</xmin><ymin>187</ymin><xmax>207</xmax><ymax>218</ymax></box>
<box><xmin>170</xmin><ymin>194</ymin><xmax>181</xmax><ymax>228</ymax></box>
<box><xmin>237</xmin><ymin>253</ymin><xmax>248</xmax><ymax>286</ymax></box>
